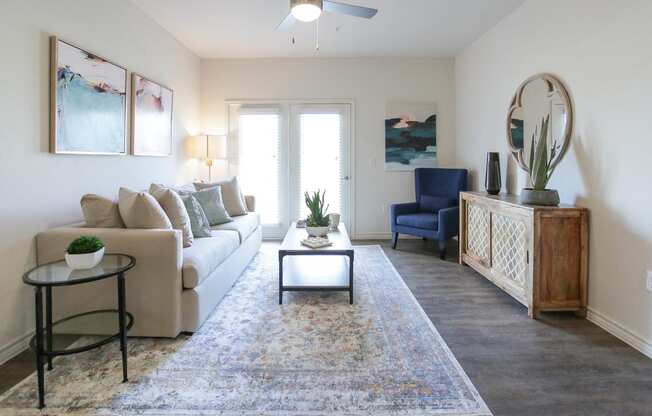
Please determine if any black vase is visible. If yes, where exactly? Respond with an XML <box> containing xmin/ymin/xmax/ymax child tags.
<box><xmin>485</xmin><ymin>152</ymin><xmax>501</xmax><ymax>195</ymax></box>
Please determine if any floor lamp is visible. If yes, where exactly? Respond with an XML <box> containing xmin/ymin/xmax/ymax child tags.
<box><xmin>196</xmin><ymin>134</ymin><xmax>227</xmax><ymax>182</ymax></box>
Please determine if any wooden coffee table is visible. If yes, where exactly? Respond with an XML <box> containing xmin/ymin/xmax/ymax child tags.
<box><xmin>278</xmin><ymin>222</ymin><xmax>354</xmax><ymax>304</ymax></box>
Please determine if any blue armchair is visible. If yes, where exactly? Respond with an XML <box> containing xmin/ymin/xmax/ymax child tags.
<box><xmin>390</xmin><ymin>168</ymin><xmax>468</xmax><ymax>259</ymax></box>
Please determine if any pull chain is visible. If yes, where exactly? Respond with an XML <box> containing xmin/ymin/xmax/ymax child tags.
<box><xmin>315</xmin><ymin>18</ymin><xmax>320</xmax><ymax>51</ymax></box>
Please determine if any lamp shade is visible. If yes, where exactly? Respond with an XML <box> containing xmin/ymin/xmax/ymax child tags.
<box><xmin>192</xmin><ymin>134</ymin><xmax>227</xmax><ymax>160</ymax></box>
<box><xmin>207</xmin><ymin>135</ymin><xmax>227</xmax><ymax>160</ymax></box>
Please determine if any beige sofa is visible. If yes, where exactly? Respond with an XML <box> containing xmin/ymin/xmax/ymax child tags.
<box><xmin>35</xmin><ymin>197</ymin><xmax>261</xmax><ymax>337</ymax></box>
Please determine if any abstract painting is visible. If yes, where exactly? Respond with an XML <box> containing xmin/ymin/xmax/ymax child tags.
<box><xmin>131</xmin><ymin>73</ymin><xmax>173</xmax><ymax>156</ymax></box>
<box><xmin>50</xmin><ymin>37</ymin><xmax>127</xmax><ymax>155</ymax></box>
<box><xmin>385</xmin><ymin>101</ymin><xmax>437</xmax><ymax>171</ymax></box>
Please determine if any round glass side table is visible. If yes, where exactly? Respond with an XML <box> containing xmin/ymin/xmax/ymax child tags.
<box><xmin>22</xmin><ymin>254</ymin><xmax>136</xmax><ymax>409</ymax></box>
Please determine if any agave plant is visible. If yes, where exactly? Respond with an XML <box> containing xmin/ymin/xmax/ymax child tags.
<box><xmin>528</xmin><ymin>114</ymin><xmax>562</xmax><ymax>190</ymax></box>
<box><xmin>304</xmin><ymin>190</ymin><xmax>330</xmax><ymax>227</ymax></box>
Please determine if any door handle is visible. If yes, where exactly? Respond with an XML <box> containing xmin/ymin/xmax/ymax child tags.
<box><xmin>340</xmin><ymin>176</ymin><xmax>350</xmax><ymax>180</ymax></box>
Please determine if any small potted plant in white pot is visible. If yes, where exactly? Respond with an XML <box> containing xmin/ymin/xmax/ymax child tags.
<box><xmin>65</xmin><ymin>236</ymin><xmax>105</xmax><ymax>270</ymax></box>
<box><xmin>304</xmin><ymin>190</ymin><xmax>330</xmax><ymax>237</ymax></box>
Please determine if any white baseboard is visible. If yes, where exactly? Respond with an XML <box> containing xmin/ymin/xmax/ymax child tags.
<box><xmin>353</xmin><ymin>232</ymin><xmax>392</xmax><ymax>240</ymax></box>
<box><xmin>352</xmin><ymin>233</ymin><xmax>420</xmax><ymax>240</ymax></box>
<box><xmin>586</xmin><ymin>307</ymin><xmax>652</xmax><ymax>359</ymax></box>
<box><xmin>0</xmin><ymin>331</ymin><xmax>32</xmax><ymax>366</ymax></box>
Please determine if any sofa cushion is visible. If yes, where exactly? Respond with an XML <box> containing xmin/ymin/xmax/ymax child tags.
<box><xmin>191</xmin><ymin>186</ymin><xmax>232</xmax><ymax>226</ymax></box>
<box><xmin>195</xmin><ymin>177</ymin><xmax>248</xmax><ymax>217</ymax></box>
<box><xmin>149</xmin><ymin>184</ymin><xmax>194</xmax><ymax>248</ymax></box>
<box><xmin>211</xmin><ymin>212</ymin><xmax>260</xmax><ymax>243</ymax></box>
<box><xmin>118</xmin><ymin>188</ymin><xmax>172</xmax><ymax>229</ymax></box>
<box><xmin>80</xmin><ymin>194</ymin><xmax>125</xmax><ymax>228</ymax></box>
<box><xmin>182</xmin><ymin>230</ymin><xmax>240</xmax><ymax>289</ymax></box>
<box><xmin>179</xmin><ymin>194</ymin><xmax>212</xmax><ymax>238</ymax></box>
<box><xmin>396</xmin><ymin>213</ymin><xmax>438</xmax><ymax>230</ymax></box>
<box><xmin>419</xmin><ymin>195</ymin><xmax>457</xmax><ymax>213</ymax></box>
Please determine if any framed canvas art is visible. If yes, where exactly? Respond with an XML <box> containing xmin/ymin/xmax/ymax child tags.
<box><xmin>130</xmin><ymin>73</ymin><xmax>173</xmax><ymax>156</ymax></box>
<box><xmin>385</xmin><ymin>101</ymin><xmax>437</xmax><ymax>171</ymax></box>
<box><xmin>50</xmin><ymin>37</ymin><xmax>127</xmax><ymax>155</ymax></box>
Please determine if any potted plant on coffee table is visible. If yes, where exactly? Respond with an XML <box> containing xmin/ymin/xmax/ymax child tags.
<box><xmin>304</xmin><ymin>190</ymin><xmax>330</xmax><ymax>237</ymax></box>
<box><xmin>65</xmin><ymin>236</ymin><xmax>105</xmax><ymax>270</ymax></box>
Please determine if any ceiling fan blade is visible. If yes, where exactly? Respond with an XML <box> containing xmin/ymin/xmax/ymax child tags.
<box><xmin>323</xmin><ymin>0</ymin><xmax>378</xmax><ymax>19</ymax></box>
<box><xmin>276</xmin><ymin>13</ymin><xmax>297</xmax><ymax>31</ymax></box>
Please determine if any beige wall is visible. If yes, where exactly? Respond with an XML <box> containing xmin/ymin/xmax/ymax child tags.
<box><xmin>0</xmin><ymin>0</ymin><xmax>201</xmax><ymax>360</ymax></box>
<box><xmin>200</xmin><ymin>58</ymin><xmax>456</xmax><ymax>238</ymax></box>
<box><xmin>455</xmin><ymin>0</ymin><xmax>652</xmax><ymax>355</ymax></box>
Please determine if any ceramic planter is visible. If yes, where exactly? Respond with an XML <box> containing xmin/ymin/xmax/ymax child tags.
<box><xmin>520</xmin><ymin>188</ymin><xmax>560</xmax><ymax>206</ymax></box>
<box><xmin>65</xmin><ymin>247</ymin><xmax>105</xmax><ymax>270</ymax></box>
<box><xmin>306</xmin><ymin>226</ymin><xmax>329</xmax><ymax>237</ymax></box>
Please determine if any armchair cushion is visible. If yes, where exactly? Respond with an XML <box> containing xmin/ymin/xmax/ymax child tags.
<box><xmin>396</xmin><ymin>213</ymin><xmax>438</xmax><ymax>230</ymax></box>
<box><xmin>391</xmin><ymin>202</ymin><xmax>420</xmax><ymax>218</ymax></box>
<box><xmin>419</xmin><ymin>195</ymin><xmax>457</xmax><ymax>213</ymax></box>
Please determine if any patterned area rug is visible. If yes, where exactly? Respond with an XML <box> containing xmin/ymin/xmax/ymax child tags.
<box><xmin>0</xmin><ymin>245</ymin><xmax>491</xmax><ymax>416</ymax></box>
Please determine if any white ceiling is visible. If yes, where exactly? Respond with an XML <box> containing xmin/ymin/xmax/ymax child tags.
<box><xmin>131</xmin><ymin>0</ymin><xmax>525</xmax><ymax>58</ymax></box>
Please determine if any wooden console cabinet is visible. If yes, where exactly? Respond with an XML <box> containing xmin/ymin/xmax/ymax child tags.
<box><xmin>459</xmin><ymin>192</ymin><xmax>588</xmax><ymax>318</ymax></box>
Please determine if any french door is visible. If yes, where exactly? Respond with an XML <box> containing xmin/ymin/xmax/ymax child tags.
<box><xmin>228</xmin><ymin>102</ymin><xmax>352</xmax><ymax>239</ymax></box>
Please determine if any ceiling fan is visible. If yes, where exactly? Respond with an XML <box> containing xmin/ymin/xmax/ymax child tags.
<box><xmin>277</xmin><ymin>0</ymin><xmax>378</xmax><ymax>31</ymax></box>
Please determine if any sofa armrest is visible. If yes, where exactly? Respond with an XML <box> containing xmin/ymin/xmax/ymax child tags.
<box><xmin>438</xmin><ymin>206</ymin><xmax>460</xmax><ymax>240</ymax></box>
<box><xmin>244</xmin><ymin>195</ymin><xmax>255</xmax><ymax>212</ymax></box>
<box><xmin>36</xmin><ymin>227</ymin><xmax>183</xmax><ymax>337</ymax></box>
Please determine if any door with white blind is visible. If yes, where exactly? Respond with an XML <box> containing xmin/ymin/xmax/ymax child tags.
<box><xmin>290</xmin><ymin>104</ymin><xmax>351</xmax><ymax>231</ymax></box>
<box><xmin>228</xmin><ymin>102</ymin><xmax>351</xmax><ymax>239</ymax></box>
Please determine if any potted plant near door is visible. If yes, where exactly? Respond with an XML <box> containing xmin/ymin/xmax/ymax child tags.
<box><xmin>65</xmin><ymin>236</ymin><xmax>105</xmax><ymax>270</ymax></box>
<box><xmin>304</xmin><ymin>190</ymin><xmax>330</xmax><ymax>237</ymax></box>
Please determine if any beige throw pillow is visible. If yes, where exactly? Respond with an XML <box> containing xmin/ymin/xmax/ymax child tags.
<box><xmin>149</xmin><ymin>184</ymin><xmax>194</xmax><ymax>247</ymax></box>
<box><xmin>194</xmin><ymin>177</ymin><xmax>248</xmax><ymax>216</ymax></box>
<box><xmin>80</xmin><ymin>194</ymin><xmax>125</xmax><ymax>228</ymax></box>
<box><xmin>118</xmin><ymin>187</ymin><xmax>172</xmax><ymax>229</ymax></box>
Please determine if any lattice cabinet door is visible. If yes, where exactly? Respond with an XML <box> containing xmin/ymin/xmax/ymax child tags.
<box><xmin>491</xmin><ymin>212</ymin><xmax>529</xmax><ymax>297</ymax></box>
<box><xmin>465</xmin><ymin>202</ymin><xmax>490</xmax><ymax>265</ymax></box>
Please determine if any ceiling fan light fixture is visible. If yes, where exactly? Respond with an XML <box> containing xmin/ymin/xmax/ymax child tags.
<box><xmin>291</xmin><ymin>0</ymin><xmax>323</xmax><ymax>22</ymax></box>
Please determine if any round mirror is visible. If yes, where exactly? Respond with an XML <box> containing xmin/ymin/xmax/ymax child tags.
<box><xmin>507</xmin><ymin>73</ymin><xmax>573</xmax><ymax>173</ymax></box>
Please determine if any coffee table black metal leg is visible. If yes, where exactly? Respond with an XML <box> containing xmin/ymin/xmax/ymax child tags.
<box><xmin>45</xmin><ymin>287</ymin><xmax>53</xmax><ymax>371</ymax></box>
<box><xmin>278</xmin><ymin>252</ymin><xmax>284</xmax><ymax>305</ymax></box>
<box><xmin>34</xmin><ymin>287</ymin><xmax>45</xmax><ymax>409</ymax></box>
<box><xmin>348</xmin><ymin>252</ymin><xmax>354</xmax><ymax>305</ymax></box>
<box><xmin>117</xmin><ymin>273</ymin><xmax>128</xmax><ymax>382</ymax></box>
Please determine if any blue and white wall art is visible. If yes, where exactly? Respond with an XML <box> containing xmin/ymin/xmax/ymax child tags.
<box><xmin>50</xmin><ymin>37</ymin><xmax>127</xmax><ymax>155</ymax></box>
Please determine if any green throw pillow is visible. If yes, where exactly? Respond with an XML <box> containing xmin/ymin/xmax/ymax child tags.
<box><xmin>179</xmin><ymin>194</ymin><xmax>212</xmax><ymax>238</ymax></box>
<box><xmin>191</xmin><ymin>186</ymin><xmax>232</xmax><ymax>226</ymax></box>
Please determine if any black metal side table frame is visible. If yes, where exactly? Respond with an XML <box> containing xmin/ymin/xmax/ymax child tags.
<box><xmin>23</xmin><ymin>254</ymin><xmax>135</xmax><ymax>409</ymax></box>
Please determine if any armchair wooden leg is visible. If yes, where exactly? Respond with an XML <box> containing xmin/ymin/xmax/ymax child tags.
<box><xmin>438</xmin><ymin>240</ymin><xmax>447</xmax><ymax>260</ymax></box>
<box><xmin>391</xmin><ymin>232</ymin><xmax>399</xmax><ymax>249</ymax></box>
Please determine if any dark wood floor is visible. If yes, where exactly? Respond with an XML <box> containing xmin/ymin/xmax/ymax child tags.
<box><xmin>2</xmin><ymin>239</ymin><xmax>651</xmax><ymax>415</ymax></box>
<box><xmin>372</xmin><ymin>238</ymin><xmax>652</xmax><ymax>416</ymax></box>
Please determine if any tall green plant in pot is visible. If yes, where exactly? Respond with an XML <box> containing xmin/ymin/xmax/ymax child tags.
<box><xmin>521</xmin><ymin>115</ymin><xmax>561</xmax><ymax>205</ymax></box>
<box><xmin>304</xmin><ymin>190</ymin><xmax>330</xmax><ymax>237</ymax></box>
